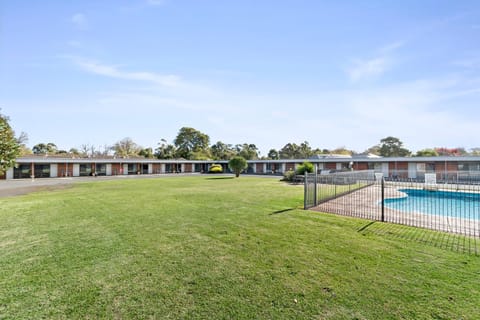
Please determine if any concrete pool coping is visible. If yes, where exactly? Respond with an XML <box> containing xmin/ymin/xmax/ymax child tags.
<box><xmin>311</xmin><ymin>182</ymin><xmax>480</xmax><ymax>237</ymax></box>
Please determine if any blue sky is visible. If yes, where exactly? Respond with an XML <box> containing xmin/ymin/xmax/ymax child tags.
<box><xmin>2</xmin><ymin>0</ymin><xmax>480</xmax><ymax>155</ymax></box>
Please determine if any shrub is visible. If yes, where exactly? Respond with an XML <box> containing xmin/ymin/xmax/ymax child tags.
<box><xmin>208</xmin><ymin>164</ymin><xmax>223</xmax><ymax>173</ymax></box>
<box><xmin>296</xmin><ymin>161</ymin><xmax>314</xmax><ymax>175</ymax></box>
<box><xmin>228</xmin><ymin>156</ymin><xmax>248</xmax><ymax>178</ymax></box>
<box><xmin>283</xmin><ymin>169</ymin><xmax>296</xmax><ymax>182</ymax></box>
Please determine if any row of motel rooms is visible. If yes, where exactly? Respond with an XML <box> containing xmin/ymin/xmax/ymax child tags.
<box><xmin>2</xmin><ymin>155</ymin><xmax>480</xmax><ymax>181</ymax></box>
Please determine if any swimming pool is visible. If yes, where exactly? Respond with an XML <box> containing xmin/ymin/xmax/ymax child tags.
<box><xmin>384</xmin><ymin>189</ymin><xmax>480</xmax><ymax>220</ymax></box>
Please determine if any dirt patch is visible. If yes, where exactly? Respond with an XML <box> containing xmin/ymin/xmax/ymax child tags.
<box><xmin>0</xmin><ymin>184</ymin><xmax>73</xmax><ymax>198</ymax></box>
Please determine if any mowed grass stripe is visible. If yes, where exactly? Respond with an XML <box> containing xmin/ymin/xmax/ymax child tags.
<box><xmin>0</xmin><ymin>176</ymin><xmax>478</xmax><ymax>319</ymax></box>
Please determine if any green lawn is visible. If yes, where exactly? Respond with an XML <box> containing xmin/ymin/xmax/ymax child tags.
<box><xmin>0</xmin><ymin>176</ymin><xmax>479</xmax><ymax>319</ymax></box>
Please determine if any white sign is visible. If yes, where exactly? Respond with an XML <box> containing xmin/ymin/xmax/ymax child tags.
<box><xmin>425</xmin><ymin>173</ymin><xmax>437</xmax><ymax>187</ymax></box>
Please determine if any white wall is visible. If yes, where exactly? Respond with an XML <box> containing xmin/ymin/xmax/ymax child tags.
<box><xmin>381</xmin><ymin>163</ymin><xmax>389</xmax><ymax>176</ymax></box>
<box><xmin>73</xmin><ymin>164</ymin><xmax>80</xmax><ymax>177</ymax></box>
<box><xmin>106</xmin><ymin>164</ymin><xmax>112</xmax><ymax>176</ymax></box>
<box><xmin>6</xmin><ymin>168</ymin><xmax>13</xmax><ymax>180</ymax></box>
<box><xmin>50</xmin><ymin>164</ymin><xmax>58</xmax><ymax>178</ymax></box>
<box><xmin>408</xmin><ymin>163</ymin><xmax>417</xmax><ymax>179</ymax></box>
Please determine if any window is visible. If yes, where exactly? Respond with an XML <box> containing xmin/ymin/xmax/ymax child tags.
<box><xmin>426</xmin><ymin>163</ymin><xmax>435</xmax><ymax>172</ymax></box>
<box><xmin>127</xmin><ymin>164</ymin><xmax>138</xmax><ymax>174</ymax></box>
<box><xmin>96</xmin><ymin>164</ymin><xmax>106</xmax><ymax>176</ymax></box>
<box><xmin>80</xmin><ymin>164</ymin><xmax>92</xmax><ymax>176</ymax></box>
<box><xmin>417</xmin><ymin>163</ymin><xmax>426</xmax><ymax>172</ymax></box>
<box><xmin>34</xmin><ymin>164</ymin><xmax>50</xmax><ymax>178</ymax></box>
<box><xmin>14</xmin><ymin>164</ymin><xmax>31</xmax><ymax>179</ymax></box>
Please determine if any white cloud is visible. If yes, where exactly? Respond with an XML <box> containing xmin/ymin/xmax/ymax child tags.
<box><xmin>71</xmin><ymin>13</ymin><xmax>89</xmax><ymax>30</ymax></box>
<box><xmin>379</xmin><ymin>41</ymin><xmax>405</xmax><ymax>54</ymax></box>
<box><xmin>346</xmin><ymin>41</ymin><xmax>404</xmax><ymax>82</ymax></box>
<box><xmin>347</xmin><ymin>57</ymin><xmax>390</xmax><ymax>82</ymax></box>
<box><xmin>74</xmin><ymin>59</ymin><xmax>181</xmax><ymax>87</ymax></box>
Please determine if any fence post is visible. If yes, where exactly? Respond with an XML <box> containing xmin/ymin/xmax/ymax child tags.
<box><xmin>313</xmin><ymin>169</ymin><xmax>318</xmax><ymax>206</ymax></box>
<box><xmin>381</xmin><ymin>178</ymin><xmax>385</xmax><ymax>222</ymax></box>
<box><xmin>304</xmin><ymin>172</ymin><xmax>308</xmax><ymax>210</ymax></box>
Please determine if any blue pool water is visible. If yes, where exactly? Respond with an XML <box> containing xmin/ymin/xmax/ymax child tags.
<box><xmin>384</xmin><ymin>189</ymin><xmax>480</xmax><ymax>220</ymax></box>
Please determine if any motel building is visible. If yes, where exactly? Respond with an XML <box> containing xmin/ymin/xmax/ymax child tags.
<box><xmin>2</xmin><ymin>154</ymin><xmax>480</xmax><ymax>182</ymax></box>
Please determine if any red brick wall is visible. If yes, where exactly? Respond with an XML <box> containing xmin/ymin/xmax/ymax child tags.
<box><xmin>57</xmin><ymin>164</ymin><xmax>73</xmax><ymax>177</ymax></box>
<box><xmin>354</xmin><ymin>163</ymin><xmax>368</xmax><ymax>170</ymax></box>
<box><xmin>388</xmin><ymin>162</ymin><xmax>408</xmax><ymax>170</ymax></box>
<box><xmin>389</xmin><ymin>162</ymin><xmax>408</xmax><ymax>178</ymax></box>
<box><xmin>325</xmin><ymin>163</ymin><xmax>336</xmax><ymax>170</ymax></box>
<box><xmin>152</xmin><ymin>164</ymin><xmax>162</xmax><ymax>174</ymax></box>
<box><xmin>436</xmin><ymin>162</ymin><xmax>458</xmax><ymax>172</ymax></box>
<box><xmin>256</xmin><ymin>163</ymin><xmax>264</xmax><ymax>173</ymax></box>
<box><xmin>0</xmin><ymin>172</ymin><xmax>5</xmax><ymax>180</ymax></box>
<box><xmin>184</xmin><ymin>163</ymin><xmax>193</xmax><ymax>173</ymax></box>
<box><xmin>285</xmin><ymin>163</ymin><xmax>295</xmax><ymax>171</ymax></box>
<box><xmin>111</xmin><ymin>163</ymin><xmax>122</xmax><ymax>175</ymax></box>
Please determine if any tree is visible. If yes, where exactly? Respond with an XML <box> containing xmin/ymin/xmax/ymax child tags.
<box><xmin>415</xmin><ymin>149</ymin><xmax>439</xmax><ymax>157</ymax></box>
<box><xmin>211</xmin><ymin>141</ymin><xmax>236</xmax><ymax>160</ymax></box>
<box><xmin>434</xmin><ymin>147</ymin><xmax>466</xmax><ymax>157</ymax></box>
<box><xmin>79</xmin><ymin>144</ymin><xmax>97</xmax><ymax>157</ymax></box>
<box><xmin>0</xmin><ymin>111</ymin><xmax>20</xmax><ymax>174</ymax></box>
<box><xmin>155</xmin><ymin>139</ymin><xmax>177</xmax><ymax>159</ymax></box>
<box><xmin>112</xmin><ymin>138</ymin><xmax>141</xmax><ymax>157</ymax></box>
<box><xmin>16</xmin><ymin>132</ymin><xmax>31</xmax><ymax>156</ymax></box>
<box><xmin>69</xmin><ymin>148</ymin><xmax>81</xmax><ymax>156</ymax></box>
<box><xmin>174</xmin><ymin>127</ymin><xmax>210</xmax><ymax>160</ymax></box>
<box><xmin>278</xmin><ymin>141</ymin><xmax>314</xmax><ymax>159</ymax></box>
<box><xmin>32</xmin><ymin>142</ymin><xmax>58</xmax><ymax>155</ymax></box>
<box><xmin>267</xmin><ymin>149</ymin><xmax>279</xmax><ymax>160</ymax></box>
<box><xmin>139</xmin><ymin>148</ymin><xmax>154</xmax><ymax>158</ymax></box>
<box><xmin>228</xmin><ymin>156</ymin><xmax>248</xmax><ymax>178</ymax></box>
<box><xmin>470</xmin><ymin>148</ymin><xmax>480</xmax><ymax>156</ymax></box>
<box><xmin>330</xmin><ymin>146</ymin><xmax>353</xmax><ymax>156</ymax></box>
<box><xmin>279</xmin><ymin>143</ymin><xmax>300</xmax><ymax>159</ymax></box>
<box><xmin>296</xmin><ymin>161</ymin><xmax>314</xmax><ymax>175</ymax></box>
<box><xmin>235</xmin><ymin>143</ymin><xmax>259</xmax><ymax>160</ymax></box>
<box><xmin>364</xmin><ymin>145</ymin><xmax>381</xmax><ymax>156</ymax></box>
<box><xmin>299</xmin><ymin>141</ymin><xmax>313</xmax><ymax>158</ymax></box>
<box><xmin>378</xmin><ymin>136</ymin><xmax>411</xmax><ymax>157</ymax></box>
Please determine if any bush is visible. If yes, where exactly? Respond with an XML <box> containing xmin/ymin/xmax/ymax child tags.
<box><xmin>296</xmin><ymin>161</ymin><xmax>314</xmax><ymax>175</ymax></box>
<box><xmin>283</xmin><ymin>169</ymin><xmax>296</xmax><ymax>182</ymax></box>
<box><xmin>228</xmin><ymin>156</ymin><xmax>248</xmax><ymax>178</ymax></box>
<box><xmin>208</xmin><ymin>164</ymin><xmax>223</xmax><ymax>173</ymax></box>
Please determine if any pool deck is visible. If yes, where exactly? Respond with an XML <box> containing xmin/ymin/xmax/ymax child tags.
<box><xmin>311</xmin><ymin>182</ymin><xmax>480</xmax><ymax>237</ymax></box>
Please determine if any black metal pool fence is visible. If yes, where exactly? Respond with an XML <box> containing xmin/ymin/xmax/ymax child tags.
<box><xmin>304</xmin><ymin>170</ymin><xmax>480</xmax><ymax>249</ymax></box>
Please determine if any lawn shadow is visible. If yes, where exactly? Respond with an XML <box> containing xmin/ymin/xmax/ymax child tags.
<box><xmin>357</xmin><ymin>221</ymin><xmax>376</xmax><ymax>233</ymax></box>
<box><xmin>270</xmin><ymin>208</ymin><xmax>297</xmax><ymax>215</ymax></box>
<box><xmin>358</xmin><ymin>220</ymin><xmax>480</xmax><ymax>256</ymax></box>
<box><xmin>205</xmin><ymin>177</ymin><xmax>235</xmax><ymax>180</ymax></box>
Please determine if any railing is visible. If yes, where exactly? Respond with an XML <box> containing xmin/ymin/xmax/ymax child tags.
<box><xmin>305</xmin><ymin>170</ymin><xmax>480</xmax><ymax>254</ymax></box>
<box><xmin>304</xmin><ymin>170</ymin><xmax>376</xmax><ymax>209</ymax></box>
<box><xmin>385</xmin><ymin>170</ymin><xmax>480</xmax><ymax>184</ymax></box>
